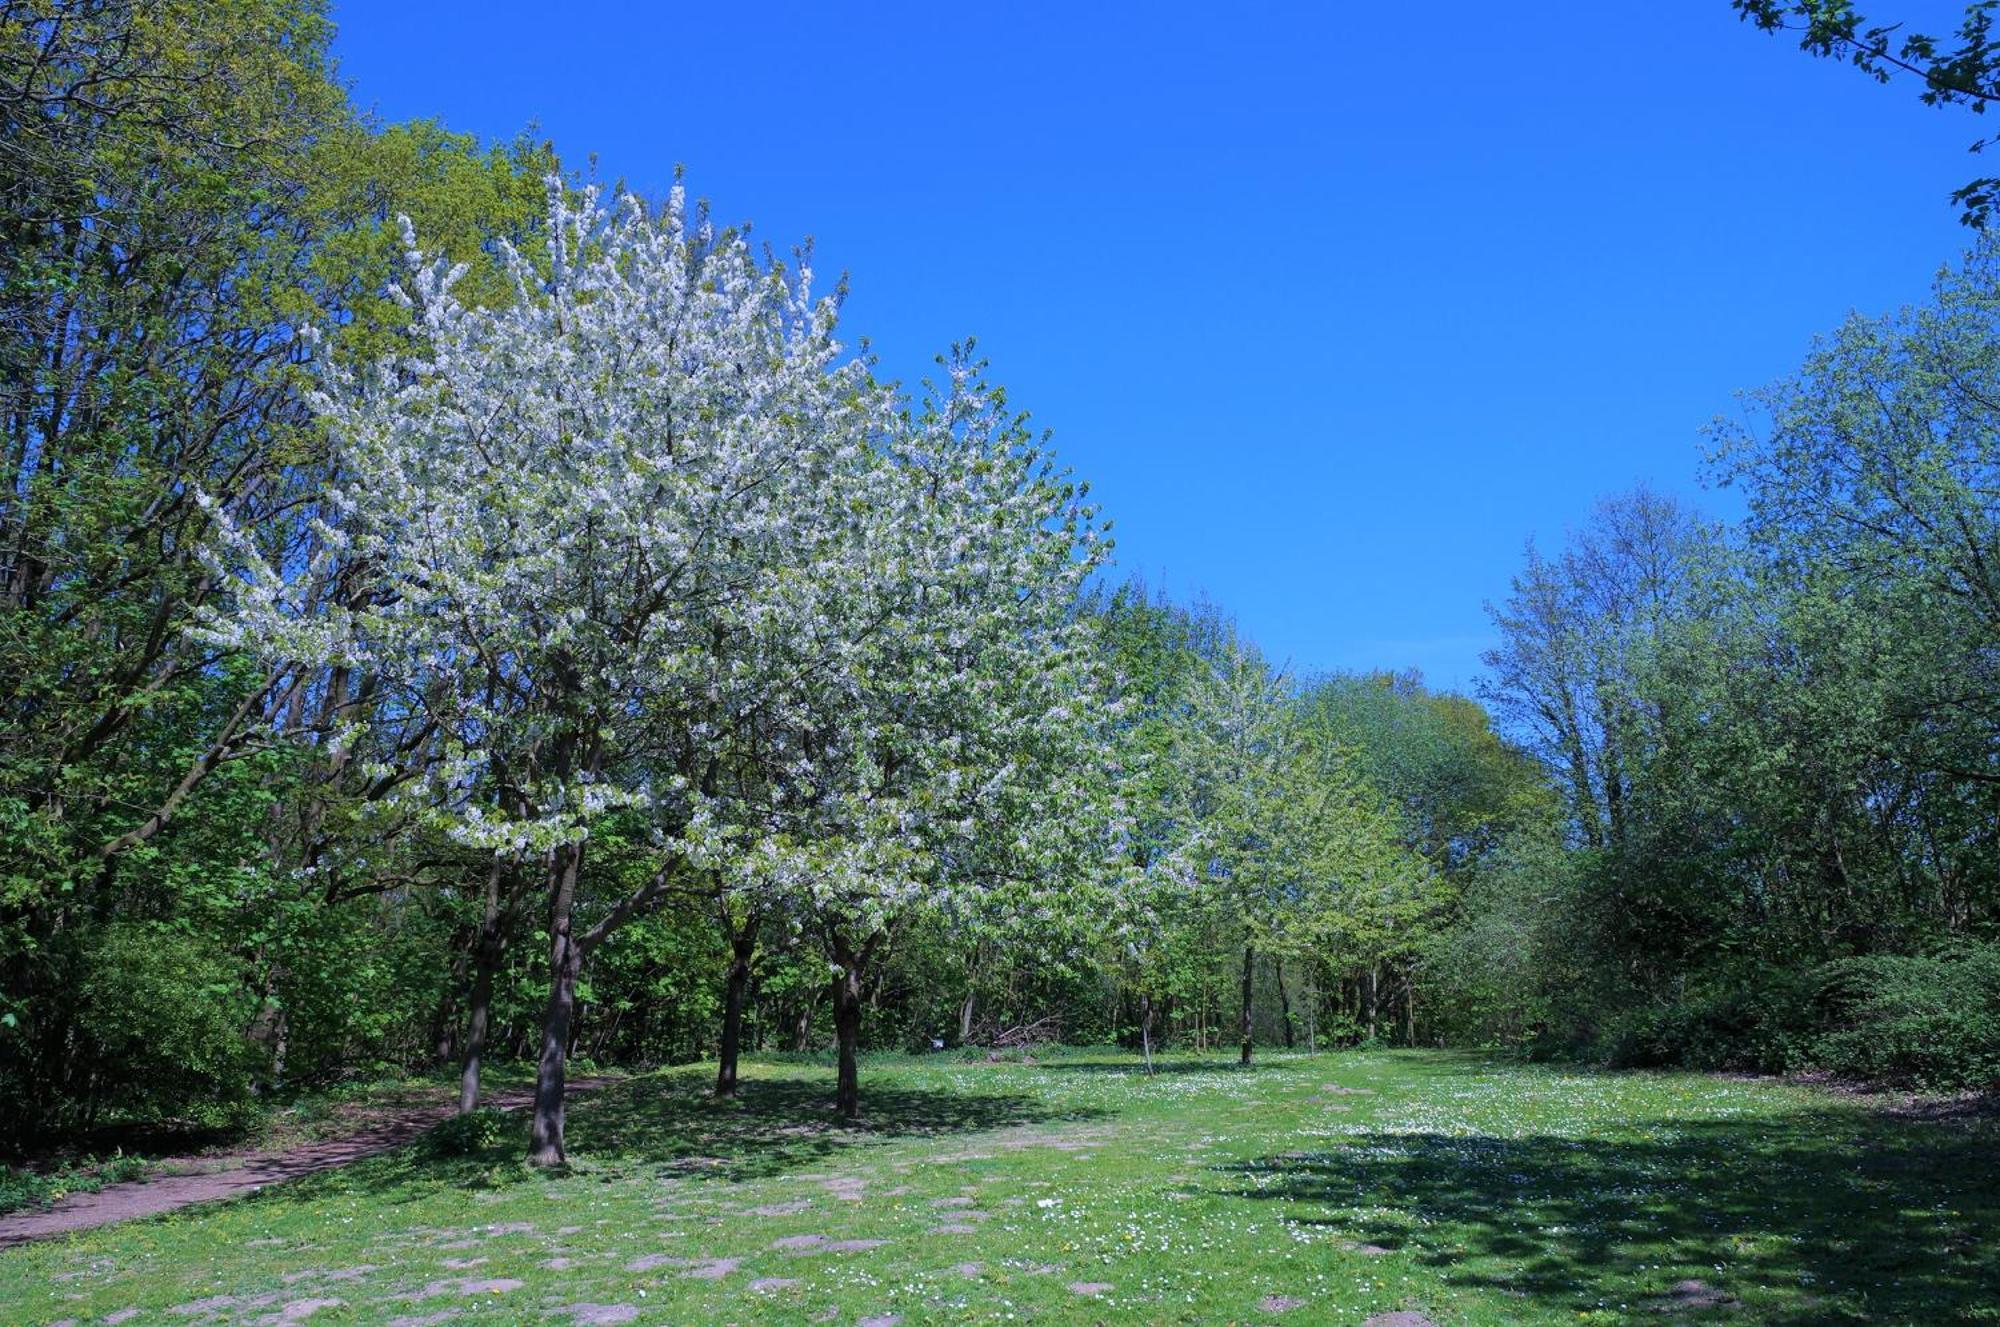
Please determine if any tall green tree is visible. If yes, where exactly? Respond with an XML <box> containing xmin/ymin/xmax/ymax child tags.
<box><xmin>0</xmin><ymin>0</ymin><xmax>552</xmax><ymax>1139</ymax></box>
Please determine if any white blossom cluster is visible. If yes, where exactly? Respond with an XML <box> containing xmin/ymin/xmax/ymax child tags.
<box><xmin>202</xmin><ymin>178</ymin><xmax>1114</xmax><ymax>931</ymax></box>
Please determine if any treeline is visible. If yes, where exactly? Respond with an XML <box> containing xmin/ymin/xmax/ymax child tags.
<box><xmin>4</xmin><ymin>1</ymin><xmax>1996</xmax><ymax>1165</ymax></box>
<box><xmin>1455</xmin><ymin>254</ymin><xmax>2000</xmax><ymax>1085</ymax></box>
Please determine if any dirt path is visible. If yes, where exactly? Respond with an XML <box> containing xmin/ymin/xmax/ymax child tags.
<box><xmin>0</xmin><ymin>1078</ymin><xmax>615</xmax><ymax>1248</ymax></box>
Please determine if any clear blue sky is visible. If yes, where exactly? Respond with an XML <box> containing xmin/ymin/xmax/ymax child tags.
<box><xmin>328</xmin><ymin>1</ymin><xmax>1970</xmax><ymax>692</ymax></box>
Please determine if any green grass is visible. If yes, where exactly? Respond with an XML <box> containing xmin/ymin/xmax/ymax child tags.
<box><xmin>3</xmin><ymin>1049</ymin><xmax>1993</xmax><ymax>1325</ymax></box>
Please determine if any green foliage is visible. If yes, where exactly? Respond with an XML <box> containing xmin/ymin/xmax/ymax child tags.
<box><xmin>1736</xmin><ymin>1</ymin><xmax>2000</xmax><ymax>223</ymax></box>
<box><xmin>0</xmin><ymin>0</ymin><xmax>556</xmax><ymax>1145</ymax></box>
<box><xmin>1809</xmin><ymin>943</ymin><xmax>2000</xmax><ymax>1090</ymax></box>
<box><xmin>72</xmin><ymin>925</ymin><xmax>260</xmax><ymax>1127</ymax></box>
<box><xmin>423</xmin><ymin>1106</ymin><xmax>511</xmax><ymax>1157</ymax></box>
<box><xmin>1588</xmin><ymin>945</ymin><xmax>2000</xmax><ymax>1092</ymax></box>
<box><xmin>1470</xmin><ymin>242</ymin><xmax>2000</xmax><ymax>1079</ymax></box>
<box><xmin>1415</xmin><ymin>830</ymin><xmax>1595</xmax><ymax>1053</ymax></box>
<box><xmin>1300</xmin><ymin>670</ymin><xmax>1554</xmax><ymax>875</ymax></box>
<box><xmin>1599</xmin><ymin>974</ymin><xmax>1816</xmax><ymax>1075</ymax></box>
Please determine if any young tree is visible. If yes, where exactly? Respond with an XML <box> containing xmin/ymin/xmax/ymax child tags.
<box><xmin>745</xmin><ymin>357</ymin><xmax>1112</xmax><ymax>1117</ymax></box>
<box><xmin>207</xmin><ymin>177</ymin><xmax>1113</xmax><ymax>1145</ymax></box>
<box><xmin>1480</xmin><ymin>490</ymin><xmax>1719</xmax><ymax>852</ymax></box>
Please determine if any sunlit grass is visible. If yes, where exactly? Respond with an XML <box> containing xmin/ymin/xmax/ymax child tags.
<box><xmin>3</xmin><ymin>1049</ymin><xmax>1992</xmax><ymax>1325</ymax></box>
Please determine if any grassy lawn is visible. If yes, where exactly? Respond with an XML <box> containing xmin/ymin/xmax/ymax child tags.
<box><xmin>2</xmin><ymin>1049</ymin><xmax>1993</xmax><ymax>1326</ymax></box>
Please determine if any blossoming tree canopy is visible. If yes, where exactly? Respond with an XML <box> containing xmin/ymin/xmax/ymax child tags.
<box><xmin>203</xmin><ymin>177</ymin><xmax>1113</xmax><ymax>1154</ymax></box>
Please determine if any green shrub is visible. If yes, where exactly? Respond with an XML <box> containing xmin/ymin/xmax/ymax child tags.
<box><xmin>1807</xmin><ymin>943</ymin><xmax>2000</xmax><ymax>1091</ymax></box>
<box><xmin>1601</xmin><ymin>973</ymin><xmax>1814</xmax><ymax>1074</ymax></box>
<box><xmin>1596</xmin><ymin>945</ymin><xmax>2000</xmax><ymax>1092</ymax></box>
<box><xmin>74</xmin><ymin>923</ymin><xmax>260</xmax><ymax>1125</ymax></box>
<box><xmin>424</xmin><ymin>1107</ymin><xmax>509</xmax><ymax>1156</ymax></box>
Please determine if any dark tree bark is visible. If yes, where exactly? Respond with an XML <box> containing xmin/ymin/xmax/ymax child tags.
<box><xmin>457</xmin><ymin>860</ymin><xmax>507</xmax><ymax>1113</ymax></box>
<box><xmin>826</xmin><ymin>927</ymin><xmax>881</xmax><ymax>1119</ymax></box>
<box><xmin>833</xmin><ymin>969</ymin><xmax>863</xmax><ymax>1118</ymax></box>
<box><xmin>522</xmin><ymin>817</ymin><xmax>685</xmax><ymax>1164</ymax></box>
<box><xmin>956</xmin><ymin>939</ymin><xmax>985</xmax><ymax>1045</ymax></box>
<box><xmin>1363</xmin><ymin>965</ymin><xmax>1380</xmax><ymax>1042</ymax></box>
<box><xmin>432</xmin><ymin>985</ymin><xmax>459</xmax><ymax>1066</ymax></box>
<box><xmin>528</xmin><ymin>841</ymin><xmax>584</xmax><ymax>1167</ymax></box>
<box><xmin>1239</xmin><ymin>940</ymin><xmax>1256</xmax><ymax>1066</ymax></box>
<box><xmin>715</xmin><ymin>911</ymin><xmax>759</xmax><ymax>1098</ymax></box>
<box><xmin>791</xmin><ymin>994</ymin><xmax>816</xmax><ymax>1052</ymax></box>
<box><xmin>1276</xmin><ymin>961</ymin><xmax>1296</xmax><ymax>1049</ymax></box>
<box><xmin>1401</xmin><ymin>967</ymin><xmax>1417</xmax><ymax>1046</ymax></box>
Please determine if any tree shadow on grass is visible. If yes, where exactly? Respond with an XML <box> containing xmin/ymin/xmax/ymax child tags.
<box><xmin>270</xmin><ymin>1067</ymin><xmax>1107</xmax><ymax>1207</ymax></box>
<box><xmin>1218</xmin><ymin>1112</ymin><xmax>1999</xmax><ymax>1326</ymax></box>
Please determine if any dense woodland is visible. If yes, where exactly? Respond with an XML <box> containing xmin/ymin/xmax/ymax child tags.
<box><xmin>4</xmin><ymin>1</ymin><xmax>1997</xmax><ymax>1166</ymax></box>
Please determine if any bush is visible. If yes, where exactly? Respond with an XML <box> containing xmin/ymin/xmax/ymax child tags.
<box><xmin>1807</xmin><ymin>943</ymin><xmax>2000</xmax><ymax>1092</ymax></box>
<box><xmin>1600</xmin><ymin>973</ymin><xmax>1814</xmax><ymax>1074</ymax></box>
<box><xmin>424</xmin><ymin>1107</ymin><xmax>510</xmax><ymax>1156</ymax></box>
<box><xmin>74</xmin><ymin>923</ymin><xmax>260</xmax><ymax>1126</ymax></box>
<box><xmin>1594</xmin><ymin>945</ymin><xmax>2000</xmax><ymax>1093</ymax></box>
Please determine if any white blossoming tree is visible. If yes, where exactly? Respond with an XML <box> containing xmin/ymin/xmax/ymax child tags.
<box><xmin>705</xmin><ymin>356</ymin><xmax>1115</xmax><ymax>1117</ymax></box>
<box><xmin>205</xmin><ymin>180</ymin><xmax>1112</xmax><ymax>1154</ymax></box>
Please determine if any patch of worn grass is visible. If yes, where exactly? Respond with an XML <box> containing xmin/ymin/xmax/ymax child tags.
<box><xmin>2</xmin><ymin>1050</ymin><xmax>1992</xmax><ymax>1325</ymax></box>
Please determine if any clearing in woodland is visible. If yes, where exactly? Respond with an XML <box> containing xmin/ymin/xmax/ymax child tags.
<box><xmin>1</xmin><ymin>1049</ymin><xmax>1993</xmax><ymax>1327</ymax></box>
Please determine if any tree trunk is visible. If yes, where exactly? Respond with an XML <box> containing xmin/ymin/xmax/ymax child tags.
<box><xmin>1402</xmin><ymin>968</ymin><xmax>1416</xmax><ymax>1045</ymax></box>
<box><xmin>458</xmin><ymin>858</ymin><xmax>507</xmax><ymax>1114</ymax></box>
<box><xmin>1239</xmin><ymin>941</ymin><xmax>1255</xmax><ymax>1066</ymax></box>
<box><xmin>1276</xmin><ymin>961</ymin><xmax>1296</xmax><ymax>1049</ymax></box>
<box><xmin>832</xmin><ymin>964</ymin><xmax>863</xmax><ymax>1119</ymax></box>
<box><xmin>958</xmin><ymin>988</ymin><xmax>977</xmax><ymax>1046</ymax></box>
<box><xmin>825</xmin><ymin>926</ymin><xmax>880</xmax><ymax>1120</ymax></box>
<box><xmin>1363</xmin><ymin>965</ymin><xmax>1379</xmax><ymax>1042</ymax></box>
<box><xmin>1140</xmin><ymin>990</ymin><xmax>1155</xmax><ymax>1075</ymax></box>
<box><xmin>430</xmin><ymin>949</ymin><xmax>462</xmax><ymax>1067</ymax></box>
<box><xmin>528</xmin><ymin>842</ymin><xmax>584</xmax><ymax>1167</ymax></box>
<box><xmin>270</xmin><ymin>1005</ymin><xmax>289</xmax><ymax>1088</ymax></box>
<box><xmin>715</xmin><ymin>927</ymin><xmax>756</xmax><ymax>1098</ymax></box>
<box><xmin>591</xmin><ymin>1005</ymin><xmax>624</xmax><ymax>1060</ymax></box>
<box><xmin>248</xmin><ymin>961</ymin><xmax>288</xmax><ymax>1092</ymax></box>
<box><xmin>1305</xmin><ymin>970</ymin><xmax>1317</xmax><ymax>1053</ymax></box>
<box><xmin>791</xmin><ymin>995</ymin><xmax>815</xmax><ymax>1052</ymax></box>
<box><xmin>433</xmin><ymin>999</ymin><xmax>459</xmax><ymax>1066</ymax></box>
